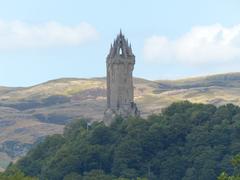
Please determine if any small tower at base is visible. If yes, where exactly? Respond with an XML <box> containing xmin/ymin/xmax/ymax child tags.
<box><xmin>104</xmin><ymin>31</ymin><xmax>140</xmax><ymax>125</ymax></box>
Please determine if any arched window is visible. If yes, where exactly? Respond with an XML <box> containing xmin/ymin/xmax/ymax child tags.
<box><xmin>119</xmin><ymin>47</ymin><xmax>123</xmax><ymax>55</ymax></box>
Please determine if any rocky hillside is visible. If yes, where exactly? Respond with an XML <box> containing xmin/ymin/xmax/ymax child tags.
<box><xmin>1</xmin><ymin>72</ymin><xmax>240</xmax><ymax>170</ymax></box>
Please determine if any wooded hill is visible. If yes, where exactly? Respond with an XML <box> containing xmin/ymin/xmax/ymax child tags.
<box><xmin>5</xmin><ymin>101</ymin><xmax>240</xmax><ymax>180</ymax></box>
<box><xmin>1</xmin><ymin>72</ymin><xmax>240</xmax><ymax>170</ymax></box>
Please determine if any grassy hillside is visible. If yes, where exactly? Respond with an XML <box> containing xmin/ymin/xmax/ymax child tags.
<box><xmin>0</xmin><ymin>72</ymin><xmax>240</xmax><ymax>169</ymax></box>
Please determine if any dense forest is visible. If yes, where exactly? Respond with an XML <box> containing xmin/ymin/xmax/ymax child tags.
<box><xmin>4</xmin><ymin>101</ymin><xmax>240</xmax><ymax>180</ymax></box>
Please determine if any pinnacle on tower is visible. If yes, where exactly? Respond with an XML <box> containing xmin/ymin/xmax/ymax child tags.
<box><xmin>107</xmin><ymin>31</ymin><xmax>134</xmax><ymax>59</ymax></box>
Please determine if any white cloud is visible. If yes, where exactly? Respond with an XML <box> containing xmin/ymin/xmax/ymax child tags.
<box><xmin>143</xmin><ymin>24</ymin><xmax>240</xmax><ymax>66</ymax></box>
<box><xmin>0</xmin><ymin>20</ymin><xmax>98</xmax><ymax>49</ymax></box>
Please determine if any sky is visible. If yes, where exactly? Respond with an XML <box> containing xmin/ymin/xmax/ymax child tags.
<box><xmin>0</xmin><ymin>0</ymin><xmax>240</xmax><ymax>86</ymax></box>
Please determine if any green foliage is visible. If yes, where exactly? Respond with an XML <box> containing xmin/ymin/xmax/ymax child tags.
<box><xmin>218</xmin><ymin>154</ymin><xmax>240</xmax><ymax>180</ymax></box>
<box><xmin>16</xmin><ymin>134</ymin><xmax>65</xmax><ymax>177</ymax></box>
<box><xmin>0</xmin><ymin>166</ymin><xmax>38</xmax><ymax>180</ymax></box>
<box><xmin>8</xmin><ymin>101</ymin><xmax>240</xmax><ymax>180</ymax></box>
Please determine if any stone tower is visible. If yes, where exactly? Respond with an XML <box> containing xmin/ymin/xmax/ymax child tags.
<box><xmin>104</xmin><ymin>31</ymin><xmax>140</xmax><ymax>125</ymax></box>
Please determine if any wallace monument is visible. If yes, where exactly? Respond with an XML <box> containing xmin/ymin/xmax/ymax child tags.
<box><xmin>104</xmin><ymin>31</ymin><xmax>140</xmax><ymax>125</ymax></box>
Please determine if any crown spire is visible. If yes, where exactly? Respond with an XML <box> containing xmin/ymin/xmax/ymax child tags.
<box><xmin>107</xmin><ymin>31</ymin><xmax>134</xmax><ymax>58</ymax></box>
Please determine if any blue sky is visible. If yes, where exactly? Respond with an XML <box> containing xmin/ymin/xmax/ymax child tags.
<box><xmin>0</xmin><ymin>0</ymin><xmax>240</xmax><ymax>86</ymax></box>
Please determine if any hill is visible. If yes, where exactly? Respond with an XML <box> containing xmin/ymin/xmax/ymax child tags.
<box><xmin>6</xmin><ymin>101</ymin><xmax>240</xmax><ymax>180</ymax></box>
<box><xmin>1</xmin><ymin>72</ymin><xmax>240</xmax><ymax>169</ymax></box>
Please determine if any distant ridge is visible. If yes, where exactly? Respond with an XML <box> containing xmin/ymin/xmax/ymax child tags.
<box><xmin>3</xmin><ymin>72</ymin><xmax>240</xmax><ymax>88</ymax></box>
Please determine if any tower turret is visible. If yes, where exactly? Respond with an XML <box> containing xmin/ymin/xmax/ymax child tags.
<box><xmin>104</xmin><ymin>31</ymin><xmax>139</xmax><ymax>125</ymax></box>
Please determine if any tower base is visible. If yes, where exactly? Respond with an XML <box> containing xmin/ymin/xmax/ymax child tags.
<box><xmin>103</xmin><ymin>103</ymin><xmax>140</xmax><ymax>126</ymax></box>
